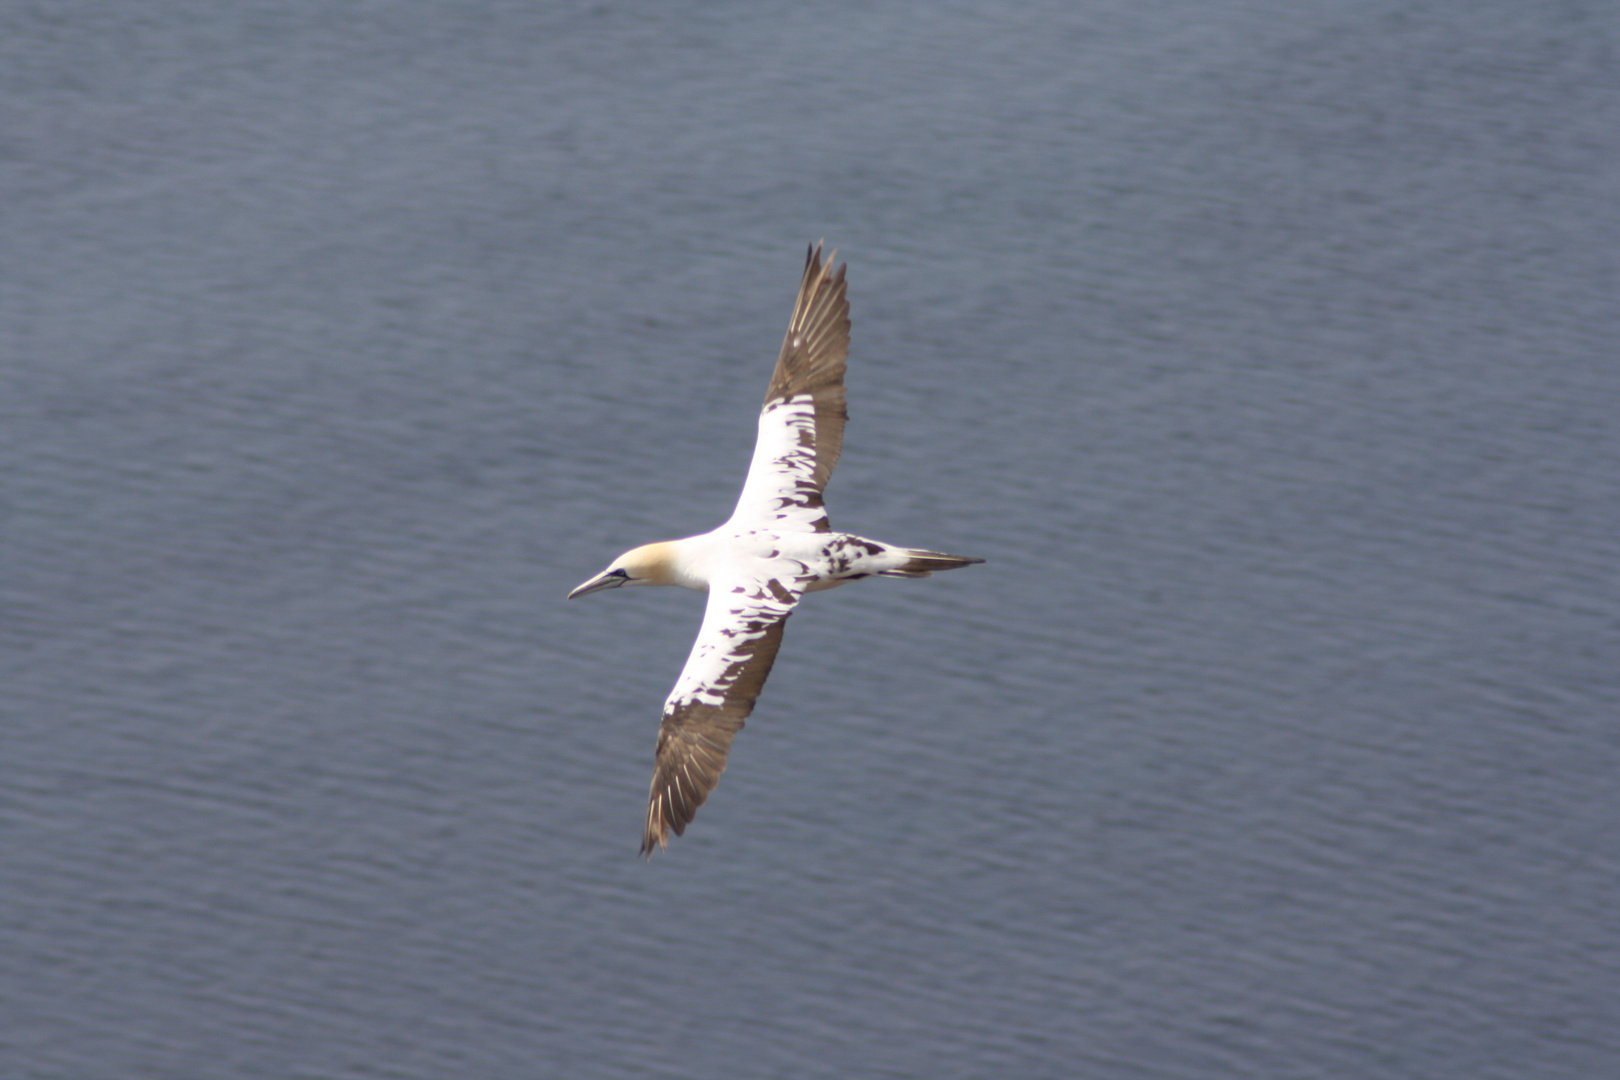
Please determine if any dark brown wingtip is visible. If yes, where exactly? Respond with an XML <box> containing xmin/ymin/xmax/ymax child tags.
<box><xmin>640</xmin><ymin>802</ymin><xmax>671</xmax><ymax>859</ymax></box>
<box><xmin>801</xmin><ymin>240</ymin><xmax>844</xmax><ymax>285</ymax></box>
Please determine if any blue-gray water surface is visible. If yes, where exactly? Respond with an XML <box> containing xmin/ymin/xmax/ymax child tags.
<box><xmin>5</xmin><ymin>2</ymin><xmax>1618</xmax><ymax>1077</ymax></box>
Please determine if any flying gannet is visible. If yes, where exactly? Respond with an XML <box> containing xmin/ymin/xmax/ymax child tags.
<box><xmin>569</xmin><ymin>244</ymin><xmax>983</xmax><ymax>856</ymax></box>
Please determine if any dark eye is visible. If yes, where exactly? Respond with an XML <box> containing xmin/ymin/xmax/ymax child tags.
<box><xmin>611</xmin><ymin>568</ymin><xmax>631</xmax><ymax>579</ymax></box>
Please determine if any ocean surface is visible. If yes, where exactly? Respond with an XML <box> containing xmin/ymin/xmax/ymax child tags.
<box><xmin>5</xmin><ymin>2</ymin><xmax>1618</xmax><ymax>1077</ymax></box>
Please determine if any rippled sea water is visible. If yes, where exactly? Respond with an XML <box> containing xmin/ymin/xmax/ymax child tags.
<box><xmin>5</xmin><ymin>2</ymin><xmax>1618</xmax><ymax>1077</ymax></box>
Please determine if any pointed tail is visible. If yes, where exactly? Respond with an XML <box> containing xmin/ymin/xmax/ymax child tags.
<box><xmin>878</xmin><ymin>549</ymin><xmax>986</xmax><ymax>579</ymax></box>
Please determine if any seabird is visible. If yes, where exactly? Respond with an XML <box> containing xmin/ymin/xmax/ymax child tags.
<box><xmin>570</xmin><ymin>245</ymin><xmax>983</xmax><ymax>856</ymax></box>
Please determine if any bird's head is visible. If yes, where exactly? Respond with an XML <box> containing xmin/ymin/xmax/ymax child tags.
<box><xmin>567</xmin><ymin>541</ymin><xmax>677</xmax><ymax>599</ymax></box>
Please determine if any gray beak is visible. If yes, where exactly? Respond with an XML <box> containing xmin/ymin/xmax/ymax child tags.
<box><xmin>567</xmin><ymin>568</ymin><xmax>629</xmax><ymax>599</ymax></box>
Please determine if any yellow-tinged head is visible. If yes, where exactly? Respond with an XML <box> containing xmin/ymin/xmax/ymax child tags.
<box><xmin>566</xmin><ymin>541</ymin><xmax>678</xmax><ymax>599</ymax></box>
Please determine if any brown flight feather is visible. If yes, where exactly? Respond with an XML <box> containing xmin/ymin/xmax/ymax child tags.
<box><xmin>763</xmin><ymin>243</ymin><xmax>850</xmax><ymax>493</ymax></box>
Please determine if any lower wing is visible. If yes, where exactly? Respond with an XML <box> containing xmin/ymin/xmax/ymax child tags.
<box><xmin>642</xmin><ymin>570</ymin><xmax>805</xmax><ymax>855</ymax></box>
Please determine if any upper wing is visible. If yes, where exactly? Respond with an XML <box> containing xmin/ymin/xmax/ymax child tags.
<box><xmin>728</xmin><ymin>244</ymin><xmax>850</xmax><ymax>534</ymax></box>
<box><xmin>642</xmin><ymin>570</ymin><xmax>806</xmax><ymax>856</ymax></box>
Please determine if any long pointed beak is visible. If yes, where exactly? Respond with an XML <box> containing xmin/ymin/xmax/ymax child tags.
<box><xmin>567</xmin><ymin>568</ymin><xmax>628</xmax><ymax>599</ymax></box>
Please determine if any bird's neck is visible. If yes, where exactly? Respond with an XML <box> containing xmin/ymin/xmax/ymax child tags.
<box><xmin>638</xmin><ymin>535</ymin><xmax>715</xmax><ymax>591</ymax></box>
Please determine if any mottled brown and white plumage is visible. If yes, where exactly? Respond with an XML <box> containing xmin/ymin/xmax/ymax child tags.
<box><xmin>568</xmin><ymin>245</ymin><xmax>982</xmax><ymax>856</ymax></box>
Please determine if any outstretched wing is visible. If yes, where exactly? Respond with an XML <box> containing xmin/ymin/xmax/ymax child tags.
<box><xmin>728</xmin><ymin>244</ymin><xmax>850</xmax><ymax>534</ymax></box>
<box><xmin>642</xmin><ymin>571</ymin><xmax>805</xmax><ymax>856</ymax></box>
